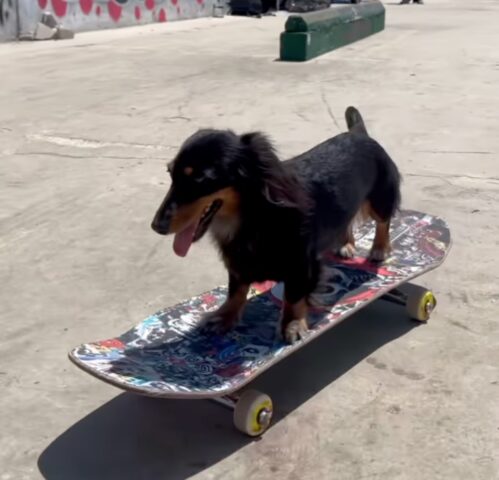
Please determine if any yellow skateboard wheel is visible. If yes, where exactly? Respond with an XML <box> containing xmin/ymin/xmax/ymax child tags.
<box><xmin>403</xmin><ymin>284</ymin><xmax>437</xmax><ymax>322</ymax></box>
<box><xmin>233</xmin><ymin>390</ymin><xmax>273</xmax><ymax>436</ymax></box>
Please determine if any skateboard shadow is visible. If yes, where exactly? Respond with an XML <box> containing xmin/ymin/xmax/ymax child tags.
<box><xmin>38</xmin><ymin>299</ymin><xmax>418</xmax><ymax>480</ymax></box>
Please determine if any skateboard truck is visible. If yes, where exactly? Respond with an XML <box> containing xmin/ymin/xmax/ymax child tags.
<box><xmin>382</xmin><ymin>283</ymin><xmax>437</xmax><ymax>322</ymax></box>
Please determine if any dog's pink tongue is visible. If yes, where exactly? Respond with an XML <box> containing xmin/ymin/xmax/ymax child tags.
<box><xmin>173</xmin><ymin>224</ymin><xmax>197</xmax><ymax>257</ymax></box>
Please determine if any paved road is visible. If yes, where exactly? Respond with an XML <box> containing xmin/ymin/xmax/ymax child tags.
<box><xmin>1</xmin><ymin>1</ymin><xmax>498</xmax><ymax>478</ymax></box>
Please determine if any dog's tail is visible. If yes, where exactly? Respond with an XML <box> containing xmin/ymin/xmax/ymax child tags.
<box><xmin>345</xmin><ymin>106</ymin><xmax>368</xmax><ymax>135</ymax></box>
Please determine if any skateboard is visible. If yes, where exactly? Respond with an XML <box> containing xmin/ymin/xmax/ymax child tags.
<box><xmin>69</xmin><ymin>209</ymin><xmax>451</xmax><ymax>436</ymax></box>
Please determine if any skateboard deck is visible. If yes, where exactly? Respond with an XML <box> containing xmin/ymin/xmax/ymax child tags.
<box><xmin>69</xmin><ymin>209</ymin><xmax>451</xmax><ymax>399</ymax></box>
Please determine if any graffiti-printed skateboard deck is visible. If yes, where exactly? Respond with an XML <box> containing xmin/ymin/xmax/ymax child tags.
<box><xmin>69</xmin><ymin>210</ymin><xmax>451</xmax><ymax>399</ymax></box>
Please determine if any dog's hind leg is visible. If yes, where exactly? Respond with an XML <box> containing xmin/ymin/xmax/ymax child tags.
<box><xmin>337</xmin><ymin>203</ymin><xmax>372</xmax><ymax>259</ymax></box>
<box><xmin>338</xmin><ymin>224</ymin><xmax>356</xmax><ymax>259</ymax></box>
<box><xmin>365</xmin><ymin>198</ymin><xmax>394</xmax><ymax>262</ymax></box>
<box><xmin>369</xmin><ymin>216</ymin><xmax>391</xmax><ymax>262</ymax></box>
<box><xmin>367</xmin><ymin>149</ymin><xmax>401</xmax><ymax>262</ymax></box>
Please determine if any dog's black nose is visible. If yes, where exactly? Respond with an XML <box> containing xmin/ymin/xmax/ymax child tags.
<box><xmin>152</xmin><ymin>190</ymin><xmax>174</xmax><ymax>235</ymax></box>
<box><xmin>151</xmin><ymin>218</ymin><xmax>169</xmax><ymax>235</ymax></box>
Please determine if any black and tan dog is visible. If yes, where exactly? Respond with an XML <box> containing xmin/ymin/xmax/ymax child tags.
<box><xmin>151</xmin><ymin>107</ymin><xmax>401</xmax><ymax>343</ymax></box>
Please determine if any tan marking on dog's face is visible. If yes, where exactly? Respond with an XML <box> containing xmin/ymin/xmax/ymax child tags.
<box><xmin>208</xmin><ymin>188</ymin><xmax>241</xmax><ymax>245</ymax></box>
<box><xmin>216</xmin><ymin>187</ymin><xmax>240</xmax><ymax>217</ymax></box>
<box><xmin>169</xmin><ymin>187</ymin><xmax>240</xmax><ymax>234</ymax></box>
<box><xmin>184</xmin><ymin>166</ymin><xmax>193</xmax><ymax>176</ymax></box>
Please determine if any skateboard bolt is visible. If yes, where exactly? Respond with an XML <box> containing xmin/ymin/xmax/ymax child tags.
<box><xmin>425</xmin><ymin>301</ymin><xmax>434</xmax><ymax>315</ymax></box>
<box><xmin>258</xmin><ymin>408</ymin><xmax>272</xmax><ymax>428</ymax></box>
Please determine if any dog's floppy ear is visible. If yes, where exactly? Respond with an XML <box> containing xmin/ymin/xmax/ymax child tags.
<box><xmin>239</xmin><ymin>132</ymin><xmax>303</xmax><ymax>208</ymax></box>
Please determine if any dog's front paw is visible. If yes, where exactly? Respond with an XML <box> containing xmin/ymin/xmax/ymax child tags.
<box><xmin>283</xmin><ymin>319</ymin><xmax>308</xmax><ymax>344</ymax></box>
<box><xmin>201</xmin><ymin>308</ymin><xmax>241</xmax><ymax>332</ymax></box>
<box><xmin>338</xmin><ymin>243</ymin><xmax>356</xmax><ymax>259</ymax></box>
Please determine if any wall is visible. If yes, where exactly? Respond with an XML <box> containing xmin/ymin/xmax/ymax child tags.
<box><xmin>0</xmin><ymin>0</ymin><xmax>18</xmax><ymax>41</ymax></box>
<box><xmin>2</xmin><ymin>0</ymin><xmax>216</xmax><ymax>40</ymax></box>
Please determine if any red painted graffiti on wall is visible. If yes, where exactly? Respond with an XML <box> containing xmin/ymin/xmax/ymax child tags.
<box><xmin>107</xmin><ymin>0</ymin><xmax>123</xmax><ymax>21</ymax></box>
<box><xmin>34</xmin><ymin>0</ymin><xmax>205</xmax><ymax>24</ymax></box>
<box><xmin>79</xmin><ymin>0</ymin><xmax>93</xmax><ymax>15</ymax></box>
<box><xmin>51</xmin><ymin>0</ymin><xmax>68</xmax><ymax>17</ymax></box>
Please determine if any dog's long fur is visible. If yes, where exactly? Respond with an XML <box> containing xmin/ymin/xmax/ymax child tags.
<box><xmin>152</xmin><ymin>107</ymin><xmax>401</xmax><ymax>343</ymax></box>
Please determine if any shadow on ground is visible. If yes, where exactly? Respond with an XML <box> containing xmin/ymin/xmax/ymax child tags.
<box><xmin>38</xmin><ymin>300</ymin><xmax>418</xmax><ymax>480</ymax></box>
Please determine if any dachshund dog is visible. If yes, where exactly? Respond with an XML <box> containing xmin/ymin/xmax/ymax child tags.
<box><xmin>151</xmin><ymin>107</ymin><xmax>401</xmax><ymax>343</ymax></box>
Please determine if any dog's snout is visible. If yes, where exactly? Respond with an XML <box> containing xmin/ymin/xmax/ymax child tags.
<box><xmin>151</xmin><ymin>204</ymin><xmax>173</xmax><ymax>234</ymax></box>
<box><xmin>152</xmin><ymin>192</ymin><xmax>174</xmax><ymax>235</ymax></box>
<box><xmin>151</xmin><ymin>216</ymin><xmax>169</xmax><ymax>235</ymax></box>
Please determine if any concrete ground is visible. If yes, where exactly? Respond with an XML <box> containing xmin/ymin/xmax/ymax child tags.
<box><xmin>1</xmin><ymin>0</ymin><xmax>499</xmax><ymax>478</ymax></box>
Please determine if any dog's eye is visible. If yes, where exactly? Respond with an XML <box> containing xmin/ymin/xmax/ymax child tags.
<box><xmin>193</xmin><ymin>168</ymin><xmax>216</xmax><ymax>183</ymax></box>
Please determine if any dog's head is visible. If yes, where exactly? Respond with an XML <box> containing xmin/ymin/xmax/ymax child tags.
<box><xmin>151</xmin><ymin>129</ymin><xmax>304</xmax><ymax>257</ymax></box>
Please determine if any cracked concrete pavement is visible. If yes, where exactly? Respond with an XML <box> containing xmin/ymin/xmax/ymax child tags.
<box><xmin>1</xmin><ymin>0</ymin><xmax>499</xmax><ymax>478</ymax></box>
